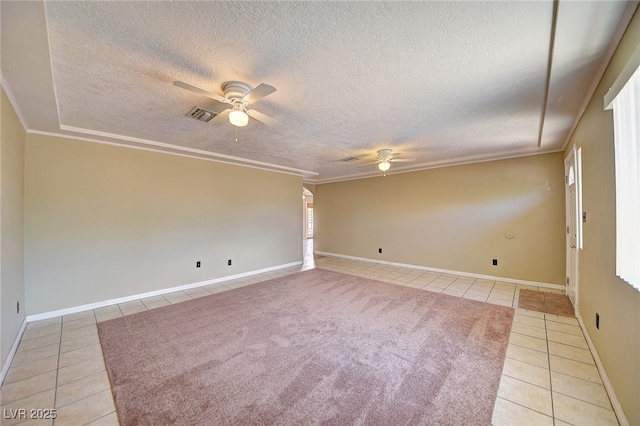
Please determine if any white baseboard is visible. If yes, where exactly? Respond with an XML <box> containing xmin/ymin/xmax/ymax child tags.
<box><xmin>0</xmin><ymin>318</ymin><xmax>27</xmax><ymax>387</ymax></box>
<box><xmin>575</xmin><ymin>312</ymin><xmax>629</xmax><ymax>426</ymax></box>
<box><xmin>4</xmin><ymin>261</ymin><xmax>302</xmax><ymax>386</ymax></box>
<box><xmin>314</xmin><ymin>251</ymin><xmax>564</xmax><ymax>290</ymax></box>
<box><xmin>26</xmin><ymin>261</ymin><xmax>303</xmax><ymax>323</ymax></box>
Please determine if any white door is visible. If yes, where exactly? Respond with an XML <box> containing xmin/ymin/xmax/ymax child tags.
<box><xmin>564</xmin><ymin>146</ymin><xmax>582</xmax><ymax>308</ymax></box>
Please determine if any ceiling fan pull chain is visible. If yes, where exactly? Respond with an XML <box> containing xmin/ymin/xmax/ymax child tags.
<box><xmin>235</xmin><ymin>126</ymin><xmax>238</xmax><ymax>142</ymax></box>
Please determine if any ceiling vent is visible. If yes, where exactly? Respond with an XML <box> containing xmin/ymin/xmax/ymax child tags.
<box><xmin>339</xmin><ymin>156</ymin><xmax>360</xmax><ymax>162</ymax></box>
<box><xmin>187</xmin><ymin>106</ymin><xmax>218</xmax><ymax>122</ymax></box>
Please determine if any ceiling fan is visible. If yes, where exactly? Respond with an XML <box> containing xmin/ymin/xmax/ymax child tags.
<box><xmin>363</xmin><ymin>149</ymin><xmax>415</xmax><ymax>175</ymax></box>
<box><xmin>173</xmin><ymin>80</ymin><xmax>282</xmax><ymax>127</ymax></box>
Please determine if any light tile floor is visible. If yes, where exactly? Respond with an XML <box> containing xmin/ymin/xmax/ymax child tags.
<box><xmin>0</xmin><ymin>242</ymin><xmax>619</xmax><ymax>425</ymax></box>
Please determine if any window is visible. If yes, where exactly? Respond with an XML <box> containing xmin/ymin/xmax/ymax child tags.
<box><xmin>605</xmin><ymin>64</ymin><xmax>640</xmax><ymax>291</ymax></box>
<box><xmin>568</xmin><ymin>165</ymin><xmax>575</xmax><ymax>186</ymax></box>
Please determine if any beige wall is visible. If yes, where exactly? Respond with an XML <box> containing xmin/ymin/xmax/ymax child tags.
<box><xmin>24</xmin><ymin>133</ymin><xmax>303</xmax><ymax>314</ymax></box>
<box><xmin>563</xmin><ymin>10</ymin><xmax>640</xmax><ymax>425</ymax></box>
<box><xmin>303</xmin><ymin>184</ymin><xmax>316</xmax><ymax>195</ymax></box>
<box><xmin>315</xmin><ymin>153</ymin><xmax>565</xmax><ymax>285</ymax></box>
<box><xmin>1</xmin><ymin>89</ymin><xmax>26</xmax><ymax>366</ymax></box>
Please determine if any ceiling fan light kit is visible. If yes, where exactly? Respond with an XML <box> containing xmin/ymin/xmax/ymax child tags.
<box><xmin>229</xmin><ymin>105</ymin><xmax>249</xmax><ymax>127</ymax></box>
<box><xmin>378</xmin><ymin>160</ymin><xmax>391</xmax><ymax>172</ymax></box>
<box><xmin>358</xmin><ymin>148</ymin><xmax>416</xmax><ymax>176</ymax></box>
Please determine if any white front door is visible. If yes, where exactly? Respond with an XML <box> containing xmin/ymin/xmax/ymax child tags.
<box><xmin>564</xmin><ymin>146</ymin><xmax>582</xmax><ymax>309</ymax></box>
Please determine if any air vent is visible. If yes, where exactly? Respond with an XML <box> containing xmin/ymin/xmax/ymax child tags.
<box><xmin>187</xmin><ymin>106</ymin><xmax>218</xmax><ymax>122</ymax></box>
<box><xmin>339</xmin><ymin>156</ymin><xmax>360</xmax><ymax>162</ymax></box>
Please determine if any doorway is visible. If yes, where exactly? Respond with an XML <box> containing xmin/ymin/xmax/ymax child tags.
<box><xmin>564</xmin><ymin>145</ymin><xmax>582</xmax><ymax>309</ymax></box>
<box><xmin>306</xmin><ymin>203</ymin><xmax>314</xmax><ymax>238</ymax></box>
<box><xmin>303</xmin><ymin>187</ymin><xmax>314</xmax><ymax>239</ymax></box>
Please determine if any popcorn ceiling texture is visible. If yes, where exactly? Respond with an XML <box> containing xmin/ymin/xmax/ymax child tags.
<box><xmin>1</xmin><ymin>1</ymin><xmax>630</xmax><ymax>182</ymax></box>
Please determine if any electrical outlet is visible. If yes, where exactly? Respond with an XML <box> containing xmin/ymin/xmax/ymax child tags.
<box><xmin>228</xmin><ymin>259</ymin><xmax>232</xmax><ymax>266</ymax></box>
<box><xmin>17</xmin><ymin>301</ymin><xmax>19</xmax><ymax>314</ymax></box>
<box><xmin>492</xmin><ymin>259</ymin><xmax>498</xmax><ymax>266</ymax></box>
<box><xmin>378</xmin><ymin>248</ymin><xmax>382</xmax><ymax>254</ymax></box>
<box><xmin>596</xmin><ymin>313</ymin><xmax>600</xmax><ymax>329</ymax></box>
<box><xmin>196</xmin><ymin>261</ymin><xmax>201</xmax><ymax>268</ymax></box>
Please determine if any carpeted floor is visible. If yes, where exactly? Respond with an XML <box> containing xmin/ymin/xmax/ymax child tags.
<box><xmin>98</xmin><ymin>269</ymin><xmax>514</xmax><ymax>425</ymax></box>
<box><xmin>518</xmin><ymin>289</ymin><xmax>575</xmax><ymax>317</ymax></box>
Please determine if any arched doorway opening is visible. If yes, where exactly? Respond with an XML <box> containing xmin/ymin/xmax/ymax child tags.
<box><xmin>303</xmin><ymin>187</ymin><xmax>314</xmax><ymax>239</ymax></box>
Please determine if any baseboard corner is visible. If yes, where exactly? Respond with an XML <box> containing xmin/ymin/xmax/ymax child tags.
<box><xmin>0</xmin><ymin>317</ymin><xmax>28</xmax><ymax>387</ymax></box>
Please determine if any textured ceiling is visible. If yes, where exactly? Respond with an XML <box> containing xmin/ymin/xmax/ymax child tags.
<box><xmin>1</xmin><ymin>1</ymin><xmax>635</xmax><ymax>183</ymax></box>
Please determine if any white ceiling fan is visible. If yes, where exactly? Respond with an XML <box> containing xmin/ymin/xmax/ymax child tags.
<box><xmin>173</xmin><ymin>80</ymin><xmax>282</xmax><ymax>127</ymax></box>
<box><xmin>363</xmin><ymin>149</ymin><xmax>415</xmax><ymax>175</ymax></box>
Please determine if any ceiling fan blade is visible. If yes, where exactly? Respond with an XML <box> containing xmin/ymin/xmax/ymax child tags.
<box><xmin>213</xmin><ymin>108</ymin><xmax>231</xmax><ymax>121</ymax></box>
<box><xmin>173</xmin><ymin>81</ymin><xmax>228</xmax><ymax>104</ymax></box>
<box><xmin>247</xmin><ymin>109</ymin><xmax>283</xmax><ymax>127</ymax></box>
<box><xmin>243</xmin><ymin>83</ymin><xmax>276</xmax><ymax>104</ymax></box>
<box><xmin>390</xmin><ymin>158</ymin><xmax>416</xmax><ymax>163</ymax></box>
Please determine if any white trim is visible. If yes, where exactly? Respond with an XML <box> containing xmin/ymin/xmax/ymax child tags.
<box><xmin>41</xmin><ymin>126</ymin><xmax>319</xmax><ymax>178</ymax></box>
<box><xmin>309</xmin><ymin>147</ymin><xmax>564</xmax><ymax>185</ymax></box>
<box><xmin>42</xmin><ymin>0</ymin><xmax>62</xmax><ymax>127</ymax></box>
<box><xmin>58</xmin><ymin>125</ymin><xmax>318</xmax><ymax>176</ymax></box>
<box><xmin>0</xmin><ymin>318</ymin><xmax>28</xmax><ymax>387</ymax></box>
<box><xmin>29</xmin><ymin>129</ymin><xmax>311</xmax><ymax>179</ymax></box>
<box><xmin>576</xmin><ymin>147</ymin><xmax>583</xmax><ymax>250</ymax></box>
<box><xmin>564</xmin><ymin>145</ymin><xmax>582</xmax><ymax>308</ymax></box>
<box><xmin>26</xmin><ymin>261</ymin><xmax>302</xmax><ymax>323</ymax></box>
<box><xmin>314</xmin><ymin>251</ymin><xmax>563</xmax><ymax>290</ymax></box>
<box><xmin>576</xmin><ymin>312</ymin><xmax>629</xmax><ymax>426</ymax></box>
<box><xmin>537</xmin><ymin>0</ymin><xmax>559</xmax><ymax>148</ymax></box>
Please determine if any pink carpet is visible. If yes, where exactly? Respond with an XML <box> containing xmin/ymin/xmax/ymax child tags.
<box><xmin>98</xmin><ymin>268</ymin><xmax>514</xmax><ymax>425</ymax></box>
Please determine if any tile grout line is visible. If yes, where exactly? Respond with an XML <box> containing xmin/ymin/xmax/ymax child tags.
<box><xmin>544</xmin><ymin>294</ymin><xmax>550</xmax><ymax>317</ymax></box>
<box><xmin>549</xmin><ymin>371</ymin><xmax>620</xmax><ymax>413</ymax></box>
<box><xmin>496</xmin><ymin>395</ymin><xmax>555</xmax><ymax>421</ymax></box>
<box><xmin>52</xmin><ymin>318</ymin><xmax>63</xmax><ymax>425</ymax></box>
<box><xmin>544</xmin><ymin>314</ymin><xmax>558</xmax><ymax>426</ymax></box>
<box><xmin>497</xmin><ymin>323</ymin><xmax>556</xmax><ymax>422</ymax></box>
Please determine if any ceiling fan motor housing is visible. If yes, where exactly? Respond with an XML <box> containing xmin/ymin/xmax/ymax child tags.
<box><xmin>377</xmin><ymin>148</ymin><xmax>393</xmax><ymax>159</ymax></box>
<box><xmin>222</xmin><ymin>81</ymin><xmax>252</xmax><ymax>102</ymax></box>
